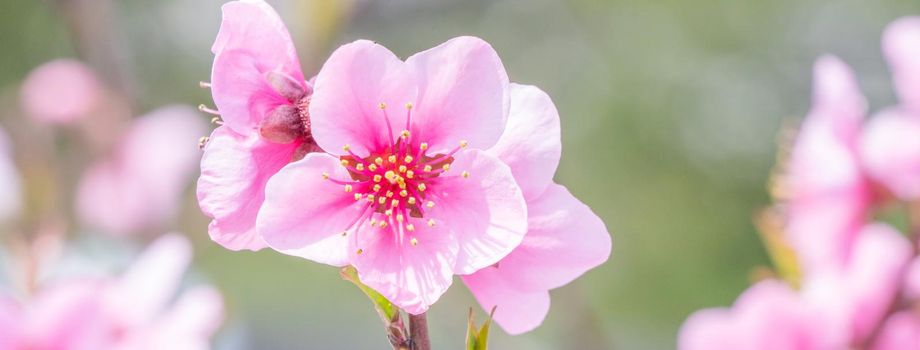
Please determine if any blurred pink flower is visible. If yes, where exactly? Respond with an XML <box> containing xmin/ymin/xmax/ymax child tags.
<box><xmin>461</xmin><ymin>84</ymin><xmax>611</xmax><ymax>334</ymax></box>
<box><xmin>0</xmin><ymin>126</ymin><xmax>22</xmax><ymax>223</ymax></box>
<box><xmin>197</xmin><ymin>0</ymin><xmax>318</xmax><ymax>251</ymax></box>
<box><xmin>0</xmin><ymin>234</ymin><xmax>224</xmax><ymax>349</ymax></box>
<box><xmin>20</xmin><ymin>59</ymin><xmax>102</xmax><ymax>125</ymax></box>
<box><xmin>256</xmin><ymin>37</ymin><xmax>527</xmax><ymax>314</ymax></box>
<box><xmin>859</xmin><ymin>17</ymin><xmax>920</xmax><ymax>201</ymax></box>
<box><xmin>77</xmin><ymin>106</ymin><xmax>207</xmax><ymax>235</ymax></box>
<box><xmin>873</xmin><ymin>312</ymin><xmax>920</xmax><ymax>350</ymax></box>
<box><xmin>784</xmin><ymin>56</ymin><xmax>871</xmax><ymax>275</ymax></box>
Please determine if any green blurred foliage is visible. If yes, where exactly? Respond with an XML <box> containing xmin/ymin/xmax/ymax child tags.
<box><xmin>2</xmin><ymin>0</ymin><xmax>920</xmax><ymax>349</ymax></box>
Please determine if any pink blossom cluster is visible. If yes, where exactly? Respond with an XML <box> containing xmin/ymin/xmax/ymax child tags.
<box><xmin>679</xmin><ymin>17</ymin><xmax>920</xmax><ymax>350</ymax></box>
<box><xmin>196</xmin><ymin>0</ymin><xmax>611</xmax><ymax>334</ymax></box>
<box><xmin>0</xmin><ymin>234</ymin><xmax>224</xmax><ymax>350</ymax></box>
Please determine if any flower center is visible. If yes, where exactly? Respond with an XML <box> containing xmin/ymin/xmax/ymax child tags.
<box><xmin>322</xmin><ymin>103</ymin><xmax>470</xmax><ymax>251</ymax></box>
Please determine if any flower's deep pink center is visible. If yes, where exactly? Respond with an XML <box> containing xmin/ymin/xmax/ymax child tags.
<box><xmin>323</xmin><ymin>103</ymin><xmax>470</xmax><ymax>251</ymax></box>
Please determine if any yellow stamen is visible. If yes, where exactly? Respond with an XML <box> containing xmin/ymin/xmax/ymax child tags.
<box><xmin>379</xmin><ymin>221</ymin><xmax>388</xmax><ymax>228</ymax></box>
<box><xmin>375</xmin><ymin>157</ymin><xmax>384</xmax><ymax>166</ymax></box>
<box><xmin>356</xmin><ymin>164</ymin><xmax>365</xmax><ymax>171</ymax></box>
<box><xmin>427</xmin><ymin>219</ymin><xmax>435</xmax><ymax>227</ymax></box>
<box><xmin>388</xmin><ymin>155</ymin><xmax>397</xmax><ymax>164</ymax></box>
<box><xmin>459</xmin><ymin>140</ymin><xmax>468</xmax><ymax>148</ymax></box>
<box><xmin>322</xmin><ymin>172</ymin><xmax>330</xmax><ymax>180</ymax></box>
<box><xmin>379</xmin><ymin>102</ymin><xmax>387</xmax><ymax>109</ymax></box>
<box><xmin>426</xmin><ymin>201</ymin><xmax>435</xmax><ymax>208</ymax></box>
<box><xmin>406</xmin><ymin>170</ymin><xmax>415</xmax><ymax>179</ymax></box>
<box><xmin>399</xmin><ymin>189</ymin><xmax>408</xmax><ymax>197</ymax></box>
<box><xmin>420</xmin><ymin>142</ymin><xmax>428</xmax><ymax>150</ymax></box>
<box><xmin>408</xmin><ymin>197</ymin><xmax>417</xmax><ymax>205</ymax></box>
<box><xmin>354</xmin><ymin>193</ymin><xmax>363</xmax><ymax>201</ymax></box>
<box><xmin>405</xmin><ymin>102</ymin><xmax>414</xmax><ymax>110</ymax></box>
<box><xmin>357</xmin><ymin>248</ymin><xmax>364</xmax><ymax>255</ymax></box>
<box><xmin>401</xmin><ymin>130</ymin><xmax>410</xmax><ymax>139</ymax></box>
<box><xmin>406</xmin><ymin>224</ymin><xmax>415</xmax><ymax>231</ymax></box>
<box><xmin>396</xmin><ymin>214</ymin><xmax>404</xmax><ymax>222</ymax></box>
<box><xmin>404</xmin><ymin>155</ymin><xmax>414</xmax><ymax>163</ymax></box>
<box><xmin>442</xmin><ymin>163</ymin><xmax>450</xmax><ymax>171</ymax></box>
<box><xmin>373</xmin><ymin>184</ymin><xmax>382</xmax><ymax>192</ymax></box>
<box><xmin>368</xmin><ymin>164</ymin><xmax>378</xmax><ymax>172</ymax></box>
<box><xmin>344</xmin><ymin>184</ymin><xmax>353</xmax><ymax>192</ymax></box>
<box><xmin>410</xmin><ymin>238</ymin><xmax>418</xmax><ymax>246</ymax></box>
<box><xmin>367</xmin><ymin>194</ymin><xmax>376</xmax><ymax>202</ymax></box>
<box><xmin>391</xmin><ymin>199</ymin><xmax>399</xmax><ymax>207</ymax></box>
<box><xmin>386</xmin><ymin>191</ymin><xmax>394</xmax><ymax>198</ymax></box>
<box><xmin>417</xmin><ymin>183</ymin><xmax>427</xmax><ymax>192</ymax></box>
<box><xmin>399</xmin><ymin>165</ymin><xmax>407</xmax><ymax>173</ymax></box>
<box><xmin>461</xmin><ymin>171</ymin><xmax>470</xmax><ymax>179</ymax></box>
<box><xmin>378</xmin><ymin>196</ymin><xmax>386</xmax><ymax>204</ymax></box>
<box><xmin>373</xmin><ymin>174</ymin><xmax>383</xmax><ymax>182</ymax></box>
<box><xmin>343</xmin><ymin>144</ymin><xmax>351</xmax><ymax>151</ymax></box>
<box><xmin>340</xmin><ymin>159</ymin><xmax>349</xmax><ymax>166</ymax></box>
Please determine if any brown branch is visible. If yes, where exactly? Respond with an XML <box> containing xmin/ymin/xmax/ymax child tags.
<box><xmin>409</xmin><ymin>312</ymin><xmax>431</xmax><ymax>350</ymax></box>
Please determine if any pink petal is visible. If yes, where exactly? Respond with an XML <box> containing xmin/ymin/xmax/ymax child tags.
<box><xmin>488</xmin><ymin>84</ymin><xmax>561</xmax><ymax>200</ymax></box>
<box><xmin>0</xmin><ymin>295</ymin><xmax>22</xmax><ymax>348</ymax></box>
<box><xmin>859</xmin><ymin>109</ymin><xmax>920</xmax><ymax>200</ymax></box>
<box><xmin>309</xmin><ymin>40</ymin><xmax>418</xmax><ymax>156</ymax></box>
<box><xmin>210</xmin><ymin>0</ymin><xmax>306</xmax><ymax>134</ymax></box>
<box><xmin>128</xmin><ymin>286</ymin><xmax>224</xmax><ymax>350</ymax></box>
<box><xmin>198</xmin><ymin>126</ymin><xmax>300</xmax><ymax>251</ymax></box>
<box><xmin>257</xmin><ymin>153</ymin><xmax>364</xmax><ymax>266</ymax></box>
<box><xmin>905</xmin><ymin>257</ymin><xmax>920</xmax><ymax>300</ymax></box>
<box><xmin>483</xmin><ymin>183</ymin><xmax>610</xmax><ymax>291</ymax></box>
<box><xmin>873</xmin><ymin>312</ymin><xmax>920</xmax><ymax>350</ymax></box>
<box><xmin>20</xmin><ymin>59</ymin><xmax>101</xmax><ymax>125</ymax></box>
<box><xmin>76</xmin><ymin>160</ymin><xmax>155</xmax><ymax>234</ymax></box>
<box><xmin>405</xmin><ymin>36</ymin><xmax>511</xmax><ymax>153</ymax></box>
<box><xmin>350</xmin><ymin>218</ymin><xmax>459</xmax><ymax>315</ymax></box>
<box><xmin>461</xmin><ymin>267</ymin><xmax>550</xmax><ymax>335</ymax></box>
<box><xmin>426</xmin><ymin>149</ymin><xmax>527</xmax><ymax>274</ymax></box>
<box><xmin>24</xmin><ymin>280</ymin><xmax>110</xmax><ymax>349</ymax></box>
<box><xmin>786</xmin><ymin>56</ymin><xmax>870</xmax><ymax>274</ymax></box>
<box><xmin>678</xmin><ymin>309</ymin><xmax>745</xmax><ymax>350</ymax></box>
<box><xmin>107</xmin><ymin>233</ymin><xmax>192</xmax><ymax>327</ymax></box>
<box><xmin>883</xmin><ymin>17</ymin><xmax>920</xmax><ymax>113</ymax></box>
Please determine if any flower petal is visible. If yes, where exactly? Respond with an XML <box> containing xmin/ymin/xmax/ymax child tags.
<box><xmin>874</xmin><ymin>312</ymin><xmax>920</xmax><ymax>350</ymax></box>
<box><xmin>197</xmin><ymin>126</ymin><xmax>300</xmax><ymax>251</ymax></box>
<box><xmin>488</xmin><ymin>84</ymin><xmax>561</xmax><ymax>200</ymax></box>
<box><xmin>406</xmin><ymin>36</ymin><xmax>510</xmax><ymax>153</ymax></box>
<box><xmin>461</xmin><ymin>268</ymin><xmax>550</xmax><ymax>335</ymax></box>
<box><xmin>309</xmin><ymin>40</ymin><xmax>418</xmax><ymax>156</ymax></box>
<box><xmin>210</xmin><ymin>0</ymin><xmax>306</xmax><ymax>133</ymax></box>
<box><xmin>257</xmin><ymin>152</ymin><xmax>364</xmax><ymax>266</ymax></box>
<box><xmin>487</xmin><ymin>184</ymin><xmax>610</xmax><ymax>291</ymax></box>
<box><xmin>350</xmin><ymin>218</ymin><xmax>459</xmax><ymax>315</ymax></box>
<box><xmin>859</xmin><ymin>109</ymin><xmax>920</xmax><ymax>200</ymax></box>
<box><xmin>20</xmin><ymin>59</ymin><xmax>101</xmax><ymax>125</ymax></box>
<box><xmin>883</xmin><ymin>17</ymin><xmax>920</xmax><ymax>113</ymax></box>
<box><xmin>427</xmin><ymin>149</ymin><xmax>527</xmax><ymax>274</ymax></box>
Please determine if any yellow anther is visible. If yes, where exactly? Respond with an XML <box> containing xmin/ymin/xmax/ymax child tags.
<box><xmin>426</xmin><ymin>201</ymin><xmax>435</xmax><ymax>208</ymax></box>
<box><xmin>420</xmin><ymin>142</ymin><xmax>428</xmax><ymax>150</ymax></box>
<box><xmin>375</xmin><ymin>157</ymin><xmax>384</xmax><ymax>165</ymax></box>
<box><xmin>407</xmin><ymin>197</ymin><xmax>417</xmax><ymax>205</ymax></box>
<box><xmin>378</xmin><ymin>196</ymin><xmax>386</xmax><ymax>204</ymax></box>
<box><xmin>386</xmin><ymin>191</ymin><xmax>394</xmax><ymax>198</ymax></box>
<box><xmin>322</xmin><ymin>172</ymin><xmax>330</xmax><ymax>180</ymax></box>
<box><xmin>384</xmin><ymin>209</ymin><xmax>393</xmax><ymax>216</ymax></box>
<box><xmin>399</xmin><ymin>189</ymin><xmax>408</xmax><ymax>197</ymax></box>
<box><xmin>427</xmin><ymin>219</ymin><xmax>435</xmax><ymax>227</ymax></box>
<box><xmin>373</xmin><ymin>184</ymin><xmax>382</xmax><ymax>192</ymax></box>
<box><xmin>406</xmin><ymin>224</ymin><xmax>415</xmax><ymax>232</ymax></box>
<box><xmin>404</xmin><ymin>155</ymin><xmax>414</xmax><ymax>163</ymax></box>
<box><xmin>344</xmin><ymin>184</ymin><xmax>353</xmax><ymax>192</ymax></box>
<box><xmin>391</xmin><ymin>199</ymin><xmax>399</xmax><ymax>207</ymax></box>
<box><xmin>400</xmin><ymin>130</ymin><xmax>410</xmax><ymax>139</ymax></box>
<box><xmin>373</xmin><ymin>174</ymin><xmax>383</xmax><ymax>182</ymax></box>
<box><xmin>340</xmin><ymin>159</ymin><xmax>350</xmax><ymax>166</ymax></box>
<box><xmin>410</xmin><ymin>238</ymin><xmax>418</xmax><ymax>246</ymax></box>
<box><xmin>354</xmin><ymin>193</ymin><xmax>363</xmax><ymax>201</ymax></box>
<box><xmin>367</xmin><ymin>194</ymin><xmax>376</xmax><ymax>202</ymax></box>
<box><xmin>356</xmin><ymin>163</ymin><xmax>365</xmax><ymax>171</ymax></box>
<box><xmin>379</xmin><ymin>221</ymin><xmax>388</xmax><ymax>228</ymax></box>
<box><xmin>357</xmin><ymin>249</ymin><xmax>364</xmax><ymax>255</ymax></box>
<box><xmin>388</xmin><ymin>155</ymin><xmax>397</xmax><ymax>164</ymax></box>
<box><xmin>406</xmin><ymin>170</ymin><xmax>415</xmax><ymax>179</ymax></box>
<box><xmin>368</xmin><ymin>164</ymin><xmax>378</xmax><ymax>171</ymax></box>
<box><xmin>370</xmin><ymin>218</ymin><xmax>377</xmax><ymax>225</ymax></box>
<box><xmin>343</xmin><ymin>144</ymin><xmax>351</xmax><ymax>151</ymax></box>
<box><xmin>459</xmin><ymin>140</ymin><xmax>468</xmax><ymax>148</ymax></box>
<box><xmin>405</xmin><ymin>102</ymin><xmax>414</xmax><ymax>110</ymax></box>
<box><xmin>398</xmin><ymin>181</ymin><xmax>407</xmax><ymax>190</ymax></box>
<box><xmin>379</xmin><ymin>102</ymin><xmax>387</xmax><ymax>109</ymax></box>
<box><xmin>399</xmin><ymin>165</ymin><xmax>407</xmax><ymax>173</ymax></box>
<box><xmin>424</xmin><ymin>165</ymin><xmax>433</xmax><ymax>172</ymax></box>
<box><xmin>396</xmin><ymin>214</ymin><xmax>404</xmax><ymax>222</ymax></box>
<box><xmin>417</xmin><ymin>183</ymin><xmax>427</xmax><ymax>192</ymax></box>
<box><xmin>384</xmin><ymin>170</ymin><xmax>397</xmax><ymax>183</ymax></box>
<box><xmin>461</xmin><ymin>171</ymin><xmax>470</xmax><ymax>179</ymax></box>
<box><xmin>442</xmin><ymin>163</ymin><xmax>450</xmax><ymax>171</ymax></box>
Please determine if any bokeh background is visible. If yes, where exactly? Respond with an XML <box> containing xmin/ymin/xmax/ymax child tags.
<box><xmin>2</xmin><ymin>0</ymin><xmax>920</xmax><ymax>349</ymax></box>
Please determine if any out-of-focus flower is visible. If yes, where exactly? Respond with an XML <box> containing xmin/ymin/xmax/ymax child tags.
<box><xmin>883</xmin><ymin>17</ymin><xmax>920</xmax><ymax>115</ymax></box>
<box><xmin>679</xmin><ymin>280</ymin><xmax>835</xmax><ymax>350</ymax></box>
<box><xmin>20</xmin><ymin>59</ymin><xmax>102</xmax><ymax>125</ymax></box>
<box><xmin>461</xmin><ymin>84</ymin><xmax>611</xmax><ymax>334</ymax></box>
<box><xmin>257</xmin><ymin>36</ymin><xmax>527</xmax><ymax>314</ymax></box>
<box><xmin>873</xmin><ymin>312</ymin><xmax>920</xmax><ymax>350</ymax></box>
<box><xmin>0</xmin><ymin>126</ymin><xmax>22</xmax><ymax>223</ymax></box>
<box><xmin>783</xmin><ymin>56</ymin><xmax>870</xmax><ymax>275</ymax></box>
<box><xmin>77</xmin><ymin>106</ymin><xmax>207</xmax><ymax>235</ymax></box>
<box><xmin>0</xmin><ymin>234</ymin><xmax>224</xmax><ymax>349</ymax></box>
<box><xmin>197</xmin><ymin>0</ymin><xmax>319</xmax><ymax>251</ymax></box>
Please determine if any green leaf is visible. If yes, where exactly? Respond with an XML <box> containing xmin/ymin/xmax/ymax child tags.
<box><xmin>466</xmin><ymin>306</ymin><xmax>496</xmax><ymax>350</ymax></box>
<box><xmin>340</xmin><ymin>266</ymin><xmax>400</xmax><ymax>323</ymax></box>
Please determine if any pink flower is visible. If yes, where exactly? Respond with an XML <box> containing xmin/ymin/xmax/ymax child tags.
<box><xmin>784</xmin><ymin>56</ymin><xmax>871</xmax><ymax>275</ymax></box>
<box><xmin>460</xmin><ymin>84</ymin><xmax>612</xmax><ymax>334</ymax></box>
<box><xmin>0</xmin><ymin>234</ymin><xmax>224</xmax><ymax>349</ymax></box>
<box><xmin>679</xmin><ymin>280</ymin><xmax>835</xmax><ymax>350</ymax></box>
<box><xmin>859</xmin><ymin>17</ymin><xmax>920</xmax><ymax>201</ymax></box>
<box><xmin>257</xmin><ymin>37</ymin><xmax>527</xmax><ymax>314</ymax></box>
<box><xmin>20</xmin><ymin>59</ymin><xmax>102</xmax><ymax>125</ymax></box>
<box><xmin>873</xmin><ymin>312</ymin><xmax>920</xmax><ymax>350</ymax></box>
<box><xmin>77</xmin><ymin>106</ymin><xmax>207</xmax><ymax>235</ymax></box>
<box><xmin>0</xmin><ymin>126</ymin><xmax>22</xmax><ymax>223</ymax></box>
<box><xmin>197</xmin><ymin>0</ymin><xmax>318</xmax><ymax>251</ymax></box>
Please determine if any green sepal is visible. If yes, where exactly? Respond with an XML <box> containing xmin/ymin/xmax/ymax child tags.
<box><xmin>466</xmin><ymin>306</ymin><xmax>496</xmax><ymax>350</ymax></box>
<box><xmin>340</xmin><ymin>266</ymin><xmax>400</xmax><ymax>323</ymax></box>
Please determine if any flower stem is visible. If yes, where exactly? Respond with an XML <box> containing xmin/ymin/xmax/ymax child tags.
<box><xmin>408</xmin><ymin>312</ymin><xmax>431</xmax><ymax>350</ymax></box>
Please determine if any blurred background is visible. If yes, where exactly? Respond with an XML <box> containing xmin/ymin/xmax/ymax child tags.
<box><xmin>2</xmin><ymin>0</ymin><xmax>920</xmax><ymax>349</ymax></box>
